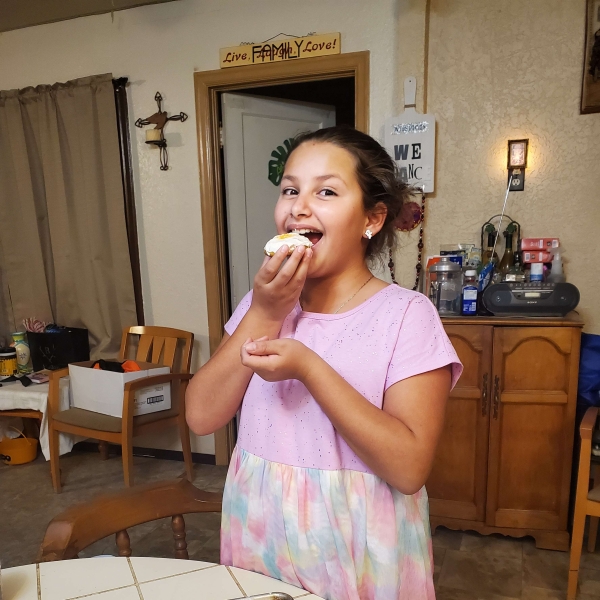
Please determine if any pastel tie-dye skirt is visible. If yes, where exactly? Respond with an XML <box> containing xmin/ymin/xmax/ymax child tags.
<box><xmin>221</xmin><ymin>446</ymin><xmax>435</xmax><ymax>600</ymax></box>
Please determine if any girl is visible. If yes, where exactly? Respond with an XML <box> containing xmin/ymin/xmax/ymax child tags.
<box><xmin>186</xmin><ymin>127</ymin><xmax>462</xmax><ymax>600</ymax></box>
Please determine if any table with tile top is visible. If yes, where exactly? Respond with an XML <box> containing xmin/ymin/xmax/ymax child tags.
<box><xmin>2</xmin><ymin>557</ymin><xmax>324</xmax><ymax>600</ymax></box>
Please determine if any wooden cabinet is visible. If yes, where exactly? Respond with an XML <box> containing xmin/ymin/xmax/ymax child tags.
<box><xmin>428</xmin><ymin>317</ymin><xmax>582</xmax><ymax>551</ymax></box>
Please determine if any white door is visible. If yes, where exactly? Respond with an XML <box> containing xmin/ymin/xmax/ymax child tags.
<box><xmin>221</xmin><ymin>93</ymin><xmax>336</xmax><ymax>309</ymax></box>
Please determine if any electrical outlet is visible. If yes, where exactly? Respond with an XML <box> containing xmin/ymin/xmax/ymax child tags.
<box><xmin>508</xmin><ymin>168</ymin><xmax>525</xmax><ymax>192</ymax></box>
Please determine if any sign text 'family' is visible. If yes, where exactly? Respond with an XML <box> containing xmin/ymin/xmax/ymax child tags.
<box><xmin>220</xmin><ymin>33</ymin><xmax>341</xmax><ymax>68</ymax></box>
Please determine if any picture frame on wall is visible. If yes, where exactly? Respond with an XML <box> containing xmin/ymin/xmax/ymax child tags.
<box><xmin>581</xmin><ymin>0</ymin><xmax>600</xmax><ymax>114</ymax></box>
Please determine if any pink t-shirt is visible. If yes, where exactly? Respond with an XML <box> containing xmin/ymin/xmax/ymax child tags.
<box><xmin>225</xmin><ymin>285</ymin><xmax>462</xmax><ymax>474</ymax></box>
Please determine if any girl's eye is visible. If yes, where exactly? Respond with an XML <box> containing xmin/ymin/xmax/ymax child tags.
<box><xmin>320</xmin><ymin>188</ymin><xmax>337</xmax><ymax>197</ymax></box>
<box><xmin>282</xmin><ymin>188</ymin><xmax>298</xmax><ymax>196</ymax></box>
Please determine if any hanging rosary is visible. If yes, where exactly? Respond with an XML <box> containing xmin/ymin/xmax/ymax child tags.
<box><xmin>389</xmin><ymin>189</ymin><xmax>426</xmax><ymax>291</ymax></box>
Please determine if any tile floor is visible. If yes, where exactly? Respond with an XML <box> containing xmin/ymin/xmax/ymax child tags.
<box><xmin>2</xmin><ymin>448</ymin><xmax>600</xmax><ymax>599</ymax></box>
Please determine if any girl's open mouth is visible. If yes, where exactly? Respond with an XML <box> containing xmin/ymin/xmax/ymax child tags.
<box><xmin>290</xmin><ymin>228</ymin><xmax>323</xmax><ymax>246</ymax></box>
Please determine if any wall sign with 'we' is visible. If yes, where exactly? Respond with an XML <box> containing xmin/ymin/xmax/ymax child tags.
<box><xmin>385</xmin><ymin>113</ymin><xmax>436</xmax><ymax>193</ymax></box>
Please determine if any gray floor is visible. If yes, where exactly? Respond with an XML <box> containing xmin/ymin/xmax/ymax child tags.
<box><xmin>2</xmin><ymin>450</ymin><xmax>600</xmax><ymax>599</ymax></box>
<box><xmin>0</xmin><ymin>449</ymin><xmax>227</xmax><ymax>568</ymax></box>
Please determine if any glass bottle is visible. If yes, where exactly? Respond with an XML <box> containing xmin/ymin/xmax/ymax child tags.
<box><xmin>499</xmin><ymin>230</ymin><xmax>515</xmax><ymax>276</ymax></box>
<box><xmin>482</xmin><ymin>230</ymin><xmax>499</xmax><ymax>266</ymax></box>
<box><xmin>507</xmin><ymin>240</ymin><xmax>524</xmax><ymax>278</ymax></box>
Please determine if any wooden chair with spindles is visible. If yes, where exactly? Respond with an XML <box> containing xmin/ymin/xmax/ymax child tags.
<box><xmin>48</xmin><ymin>326</ymin><xmax>195</xmax><ymax>492</ymax></box>
<box><xmin>569</xmin><ymin>406</ymin><xmax>600</xmax><ymax>599</ymax></box>
<box><xmin>37</xmin><ymin>478</ymin><xmax>222</xmax><ymax>561</ymax></box>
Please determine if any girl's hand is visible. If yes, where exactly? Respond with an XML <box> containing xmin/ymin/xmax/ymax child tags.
<box><xmin>241</xmin><ymin>337</ymin><xmax>315</xmax><ymax>382</ymax></box>
<box><xmin>249</xmin><ymin>245</ymin><xmax>312</xmax><ymax>325</ymax></box>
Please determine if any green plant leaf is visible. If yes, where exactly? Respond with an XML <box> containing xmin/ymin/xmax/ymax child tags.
<box><xmin>268</xmin><ymin>137</ymin><xmax>295</xmax><ymax>186</ymax></box>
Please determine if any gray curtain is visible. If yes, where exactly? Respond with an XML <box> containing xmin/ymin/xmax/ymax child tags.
<box><xmin>0</xmin><ymin>73</ymin><xmax>137</xmax><ymax>358</ymax></box>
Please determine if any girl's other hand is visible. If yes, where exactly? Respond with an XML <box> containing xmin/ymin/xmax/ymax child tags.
<box><xmin>250</xmin><ymin>245</ymin><xmax>312</xmax><ymax>325</ymax></box>
<box><xmin>241</xmin><ymin>337</ymin><xmax>314</xmax><ymax>382</ymax></box>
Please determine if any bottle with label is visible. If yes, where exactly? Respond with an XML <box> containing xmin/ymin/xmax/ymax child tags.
<box><xmin>499</xmin><ymin>229</ymin><xmax>515</xmax><ymax>276</ymax></box>
<box><xmin>482</xmin><ymin>226</ymin><xmax>499</xmax><ymax>267</ymax></box>
<box><xmin>462</xmin><ymin>270</ymin><xmax>478</xmax><ymax>316</ymax></box>
<box><xmin>511</xmin><ymin>240</ymin><xmax>523</xmax><ymax>272</ymax></box>
<box><xmin>530</xmin><ymin>262</ymin><xmax>544</xmax><ymax>282</ymax></box>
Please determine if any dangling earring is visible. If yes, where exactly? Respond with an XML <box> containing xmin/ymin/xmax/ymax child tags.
<box><xmin>365</xmin><ymin>229</ymin><xmax>373</xmax><ymax>240</ymax></box>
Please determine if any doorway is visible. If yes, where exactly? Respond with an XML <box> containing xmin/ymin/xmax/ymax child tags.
<box><xmin>193</xmin><ymin>51</ymin><xmax>369</xmax><ymax>464</ymax></box>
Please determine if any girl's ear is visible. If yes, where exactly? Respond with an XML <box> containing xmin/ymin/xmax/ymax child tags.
<box><xmin>365</xmin><ymin>202</ymin><xmax>388</xmax><ymax>236</ymax></box>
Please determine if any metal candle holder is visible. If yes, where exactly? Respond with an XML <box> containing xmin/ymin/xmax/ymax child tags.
<box><xmin>135</xmin><ymin>92</ymin><xmax>188</xmax><ymax>171</ymax></box>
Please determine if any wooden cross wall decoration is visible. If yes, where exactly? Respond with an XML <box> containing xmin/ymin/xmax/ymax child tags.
<box><xmin>135</xmin><ymin>92</ymin><xmax>188</xmax><ymax>170</ymax></box>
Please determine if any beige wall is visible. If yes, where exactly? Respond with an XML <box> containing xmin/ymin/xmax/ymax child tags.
<box><xmin>393</xmin><ymin>0</ymin><xmax>600</xmax><ymax>334</ymax></box>
<box><xmin>0</xmin><ymin>0</ymin><xmax>399</xmax><ymax>454</ymax></box>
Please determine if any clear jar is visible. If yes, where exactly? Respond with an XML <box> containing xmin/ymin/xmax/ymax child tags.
<box><xmin>427</xmin><ymin>257</ymin><xmax>462</xmax><ymax>316</ymax></box>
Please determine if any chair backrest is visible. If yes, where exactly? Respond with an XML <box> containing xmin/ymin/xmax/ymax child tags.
<box><xmin>577</xmin><ymin>407</ymin><xmax>599</xmax><ymax>499</ymax></box>
<box><xmin>119</xmin><ymin>326</ymin><xmax>193</xmax><ymax>373</ymax></box>
<box><xmin>38</xmin><ymin>478</ymin><xmax>222</xmax><ymax>561</ymax></box>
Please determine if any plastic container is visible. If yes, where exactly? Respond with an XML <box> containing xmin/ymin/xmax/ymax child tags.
<box><xmin>530</xmin><ymin>262</ymin><xmax>544</xmax><ymax>282</ymax></box>
<box><xmin>0</xmin><ymin>427</ymin><xmax>38</xmax><ymax>465</ymax></box>
<box><xmin>0</xmin><ymin>347</ymin><xmax>17</xmax><ymax>376</ymax></box>
<box><xmin>461</xmin><ymin>270</ymin><xmax>478</xmax><ymax>316</ymax></box>
<box><xmin>547</xmin><ymin>251</ymin><xmax>566</xmax><ymax>283</ymax></box>
<box><xmin>427</xmin><ymin>257</ymin><xmax>462</xmax><ymax>316</ymax></box>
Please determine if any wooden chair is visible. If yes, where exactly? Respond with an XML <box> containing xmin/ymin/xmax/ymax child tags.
<box><xmin>569</xmin><ymin>406</ymin><xmax>600</xmax><ymax>599</ymax></box>
<box><xmin>37</xmin><ymin>478</ymin><xmax>222</xmax><ymax>561</ymax></box>
<box><xmin>48</xmin><ymin>326</ymin><xmax>195</xmax><ymax>492</ymax></box>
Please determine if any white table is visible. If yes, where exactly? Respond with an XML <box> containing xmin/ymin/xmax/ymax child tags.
<box><xmin>2</xmin><ymin>557</ymin><xmax>324</xmax><ymax>600</ymax></box>
<box><xmin>0</xmin><ymin>377</ymin><xmax>79</xmax><ymax>460</ymax></box>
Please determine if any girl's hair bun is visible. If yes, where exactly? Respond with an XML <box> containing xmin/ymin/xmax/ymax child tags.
<box><xmin>289</xmin><ymin>126</ymin><xmax>414</xmax><ymax>262</ymax></box>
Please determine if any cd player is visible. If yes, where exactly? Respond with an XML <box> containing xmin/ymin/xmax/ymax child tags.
<box><xmin>482</xmin><ymin>282</ymin><xmax>580</xmax><ymax>317</ymax></box>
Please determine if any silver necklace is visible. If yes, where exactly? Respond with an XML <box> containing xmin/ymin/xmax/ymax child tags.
<box><xmin>301</xmin><ymin>274</ymin><xmax>375</xmax><ymax>314</ymax></box>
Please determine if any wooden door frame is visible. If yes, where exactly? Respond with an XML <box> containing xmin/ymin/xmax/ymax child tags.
<box><xmin>193</xmin><ymin>51</ymin><xmax>370</xmax><ymax>465</ymax></box>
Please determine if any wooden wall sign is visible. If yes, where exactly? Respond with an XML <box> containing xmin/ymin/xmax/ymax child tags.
<box><xmin>220</xmin><ymin>33</ymin><xmax>341</xmax><ymax>68</ymax></box>
<box><xmin>385</xmin><ymin>77</ymin><xmax>436</xmax><ymax>193</ymax></box>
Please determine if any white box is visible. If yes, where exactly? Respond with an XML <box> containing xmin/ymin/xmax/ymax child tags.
<box><xmin>69</xmin><ymin>361</ymin><xmax>171</xmax><ymax>418</ymax></box>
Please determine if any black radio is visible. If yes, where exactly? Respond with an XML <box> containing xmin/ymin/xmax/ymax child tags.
<box><xmin>482</xmin><ymin>282</ymin><xmax>580</xmax><ymax>317</ymax></box>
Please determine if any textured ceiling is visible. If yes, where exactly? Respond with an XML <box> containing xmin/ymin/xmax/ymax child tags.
<box><xmin>0</xmin><ymin>0</ymin><xmax>178</xmax><ymax>33</ymax></box>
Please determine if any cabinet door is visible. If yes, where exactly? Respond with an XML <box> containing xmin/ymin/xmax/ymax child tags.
<box><xmin>486</xmin><ymin>327</ymin><xmax>580</xmax><ymax>530</ymax></box>
<box><xmin>427</xmin><ymin>325</ymin><xmax>492</xmax><ymax>522</ymax></box>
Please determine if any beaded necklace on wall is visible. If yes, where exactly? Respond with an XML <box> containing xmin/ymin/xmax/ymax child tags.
<box><xmin>388</xmin><ymin>190</ymin><xmax>426</xmax><ymax>291</ymax></box>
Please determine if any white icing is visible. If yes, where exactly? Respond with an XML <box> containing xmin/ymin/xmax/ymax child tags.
<box><xmin>264</xmin><ymin>233</ymin><xmax>313</xmax><ymax>256</ymax></box>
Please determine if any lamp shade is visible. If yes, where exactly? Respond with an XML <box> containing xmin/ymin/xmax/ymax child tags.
<box><xmin>507</xmin><ymin>139</ymin><xmax>528</xmax><ymax>169</ymax></box>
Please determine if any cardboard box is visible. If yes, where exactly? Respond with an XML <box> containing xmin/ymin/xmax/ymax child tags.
<box><xmin>522</xmin><ymin>251</ymin><xmax>553</xmax><ymax>263</ymax></box>
<box><xmin>69</xmin><ymin>361</ymin><xmax>171</xmax><ymax>418</ymax></box>
<box><xmin>521</xmin><ymin>238</ymin><xmax>560</xmax><ymax>251</ymax></box>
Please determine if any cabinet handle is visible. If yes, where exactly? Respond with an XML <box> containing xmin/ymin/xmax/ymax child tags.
<box><xmin>481</xmin><ymin>373</ymin><xmax>488</xmax><ymax>416</ymax></box>
<box><xmin>493</xmin><ymin>375</ymin><xmax>500</xmax><ymax>419</ymax></box>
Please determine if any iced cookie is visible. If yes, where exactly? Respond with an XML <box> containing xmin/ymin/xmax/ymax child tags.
<box><xmin>264</xmin><ymin>232</ymin><xmax>313</xmax><ymax>257</ymax></box>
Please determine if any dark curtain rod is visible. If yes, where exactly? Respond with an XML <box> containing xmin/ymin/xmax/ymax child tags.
<box><xmin>113</xmin><ymin>76</ymin><xmax>145</xmax><ymax>326</ymax></box>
